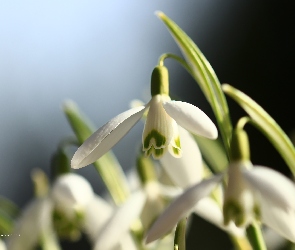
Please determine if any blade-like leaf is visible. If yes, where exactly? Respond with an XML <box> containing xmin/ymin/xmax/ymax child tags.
<box><xmin>156</xmin><ymin>11</ymin><xmax>232</xmax><ymax>154</ymax></box>
<box><xmin>223</xmin><ymin>84</ymin><xmax>295</xmax><ymax>175</ymax></box>
<box><xmin>194</xmin><ymin>135</ymin><xmax>228</xmax><ymax>173</ymax></box>
<box><xmin>0</xmin><ymin>196</ymin><xmax>19</xmax><ymax>219</ymax></box>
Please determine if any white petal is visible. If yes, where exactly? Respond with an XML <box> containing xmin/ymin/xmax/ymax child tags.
<box><xmin>160</xmin><ymin>126</ymin><xmax>203</xmax><ymax>188</ymax></box>
<box><xmin>260</xmin><ymin>195</ymin><xmax>295</xmax><ymax>242</ymax></box>
<box><xmin>193</xmin><ymin>197</ymin><xmax>244</xmax><ymax>237</ymax></box>
<box><xmin>72</xmin><ymin>106</ymin><xmax>146</xmax><ymax>169</ymax></box>
<box><xmin>0</xmin><ymin>240</ymin><xmax>6</xmax><ymax>250</ymax></box>
<box><xmin>114</xmin><ymin>233</ymin><xmax>138</xmax><ymax>250</ymax></box>
<box><xmin>83</xmin><ymin>195</ymin><xmax>114</xmax><ymax>243</ymax></box>
<box><xmin>6</xmin><ymin>198</ymin><xmax>54</xmax><ymax>250</ymax></box>
<box><xmin>242</xmin><ymin>166</ymin><xmax>295</xmax><ymax>209</ymax></box>
<box><xmin>51</xmin><ymin>173</ymin><xmax>94</xmax><ymax>213</ymax></box>
<box><xmin>145</xmin><ymin>175</ymin><xmax>222</xmax><ymax>244</ymax></box>
<box><xmin>163</xmin><ymin>101</ymin><xmax>218</xmax><ymax>139</ymax></box>
<box><xmin>93</xmin><ymin>191</ymin><xmax>146</xmax><ymax>250</ymax></box>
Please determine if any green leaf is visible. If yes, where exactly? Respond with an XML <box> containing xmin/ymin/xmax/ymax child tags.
<box><xmin>0</xmin><ymin>196</ymin><xmax>19</xmax><ymax>219</ymax></box>
<box><xmin>194</xmin><ymin>136</ymin><xmax>228</xmax><ymax>173</ymax></box>
<box><xmin>222</xmin><ymin>84</ymin><xmax>295</xmax><ymax>175</ymax></box>
<box><xmin>63</xmin><ymin>100</ymin><xmax>130</xmax><ymax>205</ymax></box>
<box><xmin>156</xmin><ymin>11</ymin><xmax>232</xmax><ymax>154</ymax></box>
<box><xmin>0</xmin><ymin>209</ymin><xmax>14</xmax><ymax>234</ymax></box>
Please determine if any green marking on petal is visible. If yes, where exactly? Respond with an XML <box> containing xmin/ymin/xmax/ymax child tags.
<box><xmin>253</xmin><ymin>204</ymin><xmax>261</xmax><ymax>221</ymax></box>
<box><xmin>175</xmin><ymin>137</ymin><xmax>181</xmax><ymax>148</ymax></box>
<box><xmin>144</xmin><ymin>146</ymin><xmax>166</xmax><ymax>159</ymax></box>
<box><xmin>223</xmin><ymin>200</ymin><xmax>245</xmax><ymax>227</ymax></box>
<box><xmin>172</xmin><ymin>147</ymin><xmax>181</xmax><ymax>156</ymax></box>
<box><xmin>154</xmin><ymin>148</ymin><xmax>164</xmax><ymax>158</ymax></box>
<box><xmin>144</xmin><ymin>129</ymin><xmax>166</xmax><ymax>149</ymax></box>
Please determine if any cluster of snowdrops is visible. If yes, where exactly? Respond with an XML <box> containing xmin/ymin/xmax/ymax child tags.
<box><xmin>1</xmin><ymin>12</ymin><xmax>295</xmax><ymax>250</ymax></box>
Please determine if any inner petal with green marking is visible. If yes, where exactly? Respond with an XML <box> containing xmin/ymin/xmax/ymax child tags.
<box><xmin>142</xmin><ymin>94</ymin><xmax>175</xmax><ymax>159</ymax></box>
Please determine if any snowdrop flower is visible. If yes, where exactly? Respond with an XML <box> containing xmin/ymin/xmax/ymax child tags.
<box><xmin>71</xmin><ymin>65</ymin><xmax>218</xmax><ymax>169</ymax></box>
<box><xmin>6</xmin><ymin>197</ymin><xmax>56</xmax><ymax>250</ymax></box>
<box><xmin>91</xmin><ymin>190</ymin><xmax>146</xmax><ymax>250</ymax></box>
<box><xmin>51</xmin><ymin>173</ymin><xmax>94</xmax><ymax>218</ymax></box>
<box><xmin>159</xmin><ymin>126</ymin><xmax>243</xmax><ymax>236</ymax></box>
<box><xmin>145</xmin><ymin>129</ymin><xmax>295</xmax><ymax>243</ymax></box>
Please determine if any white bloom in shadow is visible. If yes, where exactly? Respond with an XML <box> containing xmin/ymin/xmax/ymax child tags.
<box><xmin>6</xmin><ymin>197</ymin><xmax>57</xmax><ymax>250</ymax></box>
<box><xmin>145</xmin><ymin>161</ymin><xmax>295</xmax><ymax>244</ymax></box>
<box><xmin>71</xmin><ymin>66</ymin><xmax>217</xmax><ymax>169</ymax></box>
<box><xmin>0</xmin><ymin>240</ymin><xmax>6</xmax><ymax>250</ymax></box>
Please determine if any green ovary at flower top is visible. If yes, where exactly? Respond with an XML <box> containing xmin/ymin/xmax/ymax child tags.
<box><xmin>71</xmin><ymin>65</ymin><xmax>218</xmax><ymax>169</ymax></box>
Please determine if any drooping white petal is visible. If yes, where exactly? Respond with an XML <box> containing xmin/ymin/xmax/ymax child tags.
<box><xmin>143</xmin><ymin>95</ymin><xmax>174</xmax><ymax>159</ymax></box>
<box><xmin>51</xmin><ymin>173</ymin><xmax>94</xmax><ymax>218</ymax></box>
<box><xmin>93</xmin><ymin>191</ymin><xmax>146</xmax><ymax>250</ymax></box>
<box><xmin>0</xmin><ymin>240</ymin><xmax>6</xmax><ymax>250</ymax></box>
<box><xmin>114</xmin><ymin>232</ymin><xmax>138</xmax><ymax>250</ymax></box>
<box><xmin>259</xmin><ymin>194</ymin><xmax>295</xmax><ymax>242</ymax></box>
<box><xmin>193</xmin><ymin>197</ymin><xmax>245</xmax><ymax>237</ymax></box>
<box><xmin>83</xmin><ymin>195</ymin><xmax>114</xmax><ymax>243</ymax></box>
<box><xmin>162</xmin><ymin>101</ymin><xmax>218</xmax><ymax>139</ymax></box>
<box><xmin>242</xmin><ymin>166</ymin><xmax>295</xmax><ymax>209</ymax></box>
<box><xmin>160</xmin><ymin>126</ymin><xmax>203</xmax><ymax>188</ymax></box>
<box><xmin>145</xmin><ymin>175</ymin><xmax>222</xmax><ymax>244</ymax></box>
<box><xmin>72</xmin><ymin>106</ymin><xmax>146</xmax><ymax>169</ymax></box>
<box><xmin>6</xmin><ymin>198</ymin><xmax>56</xmax><ymax>250</ymax></box>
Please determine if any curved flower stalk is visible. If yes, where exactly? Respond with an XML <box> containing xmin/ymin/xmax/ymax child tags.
<box><xmin>71</xmin><ymin>65</ymin><xmax>218</xmax><ymax>169</ymax></box>
<box><xmin>145</xmin><ymin>130</ymin><xmax>295</xmax><ymax>244</ymax></box>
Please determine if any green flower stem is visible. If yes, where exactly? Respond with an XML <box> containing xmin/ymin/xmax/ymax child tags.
<box><xmin>229</xmin><ymin>235</ymin><xmax>253</xmax><ymax>250</ymax></box>
<box><xmin>174</xmin><ymin>218</ymin><xmax>187</xmax><ymax>250</ymax></box>
<box><xmin>223</xmin><ymin>84</ymin><xmax>295</xmax><ymax>176</ymax></box>
<box><xmin>157</xmin><ymin>12</ymin><xmax>233</xmax><ymax>156</ymax></box>
<box><xmin>40</xmin><ymin>229</ymin><xmax>61</xmax><ymax>250</ymax></box>
<box><xmin>31</xmin><ymin>169</ymin><xmax>49</xmax><ymax>198</ymax></box>
<box><xmin>51</xmin><ymin>138</ymin><xmax>77</xmax><ymax>178</ymax></box>
<box><xmin>158</xmin><ymin>53</ymin><xmax>191</xmax><ymax>74</ymax></box>
<box><xmin>63</xmin><ymin>100</ymin><xmax>130</xmax><ymax>205</ymax></box>
<box><xmin>246</xmin><ymin>223</ymin><xmax>267</xmax><ymax>250</ymax></box>
<box><xmin>236</xmin><ymin>117</ymin><xmax>251</xmax><ymax>131</ymax></box>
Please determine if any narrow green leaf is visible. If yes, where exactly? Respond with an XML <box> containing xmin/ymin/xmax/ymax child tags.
<box><xmin>0</xmin><ymin>196</ymin><xmax>19</xmax><ymax>219</ymax></box>
<box><xmin>156</xmin><ymin>11</ymin><xmax>232</xmax><ymax>154</ymax></box>
<box><xmin>63</xmin><ymin>100</ymin><xmax>130</xmax><ymax>205</ymax></box>
<box><xmin>0</xmin><ymin>209</ymin><xmax>14</xmax><ymax>234</ymax></box>
<box><xmin>194</xmin><ymin>136</ymin><xmax>228</xmax><ymax>173</ymax></box>
<box><xmin>223</xmin><ymin>84</ymin><xmax>295</xmax><ymax>175</ymax></box>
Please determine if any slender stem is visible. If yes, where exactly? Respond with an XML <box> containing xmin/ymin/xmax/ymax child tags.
<box><xmin>158</xmin><ymin>53</ymin><xmax>191</xmax><ymax>73</ymax></box>
<box><xmin>230</xmin><ymin>235</ymin><xmax>253</xmax><ymax>250</ymax></box>
<box><xmin>236</xmin><ymin>117</ymin><xmax>251</xmax><ymax>131</ymax></box>
<box><xmin>246</xmin><ymin>223</ymin><xmax>267</xmax><ymax>250</ymax></box>
<box><xmin>174</xmin><ymin>218</ymin><xmax>187</xmax><ymax>250</ymax></box>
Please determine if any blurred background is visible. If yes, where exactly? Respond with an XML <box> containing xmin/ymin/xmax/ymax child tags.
<box><xmin>0</xmin><ymin>1</ymin><xmax>294</xmax><ymax>249</ymax></box>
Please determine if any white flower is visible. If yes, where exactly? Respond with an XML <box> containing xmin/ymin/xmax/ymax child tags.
<box><xmin>6</xmin><ymin>197</ymin><xmax>57</xmax><ymax>250</ymax></box>
<box><xmin>90</xmin><ymin>190</ymin><xmax>146</xmax><ymax>250</ymax></box>
<box><xmin>145</xmin><ymin>162</ymin><xmax>295</xmax><ymax>244</ymax></box>
<box><xmin>71</xmin><ymin>65</ymin><xmax>217</xmax><ymax>169</ymax></box>
<box><xmin>0</xmin><ymin>239</ymin><xmax>7</xmax><ymax>250</ymax></box>
<box><xmin>51</xmin><ymin>173</ymin><xmax>94</xmax><ymax>218</ymax></box>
